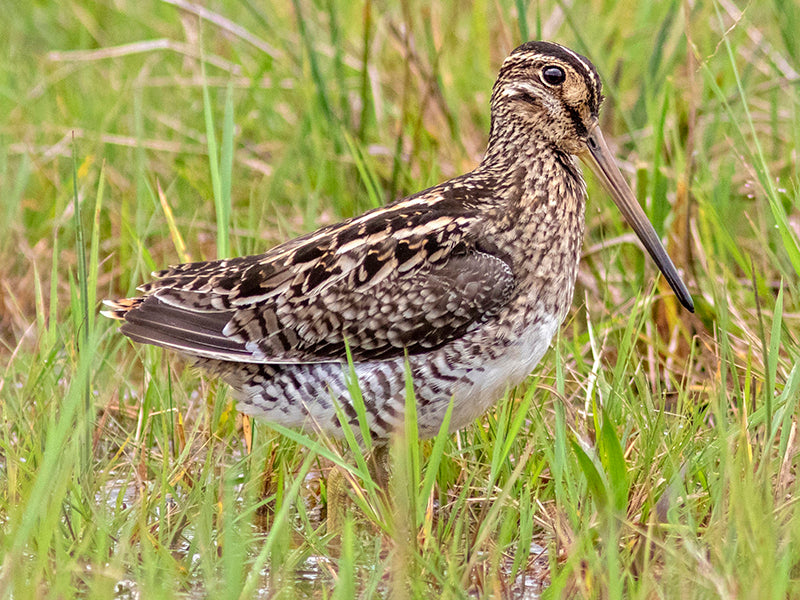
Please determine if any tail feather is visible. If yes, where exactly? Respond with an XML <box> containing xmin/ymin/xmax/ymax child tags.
<box><xmin>105</xmin><ymin>295</ymin><xmax>254</xmax><ymax>362</ymax></box>
<box><xmin>101</xmin><ymin>297</ymin><xmax>144</xmax><ymax>320</ymax></box>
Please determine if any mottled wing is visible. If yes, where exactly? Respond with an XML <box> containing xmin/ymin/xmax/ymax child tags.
<box><xmin>107</xmin><ymin>197</ymin><xmax>516</xmax><ymax>363</ymax></box>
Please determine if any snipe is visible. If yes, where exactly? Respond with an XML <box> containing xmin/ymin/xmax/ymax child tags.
<box><xmin>104</xmin><ymin>41</ymin><xmax>694</xmax><ymax>441</ymax></box>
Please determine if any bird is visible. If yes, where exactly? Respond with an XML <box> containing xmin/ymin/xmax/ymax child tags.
<box><xmin>104</xmin><ymin>41</ymin><xmax>694</xmax><ymax>444</ymax></box>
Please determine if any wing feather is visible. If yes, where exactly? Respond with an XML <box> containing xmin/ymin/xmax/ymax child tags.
<box><xmin>110</xmin><ymin>189</ymin><xmax>516</xmax><ymax>363</ymax></box>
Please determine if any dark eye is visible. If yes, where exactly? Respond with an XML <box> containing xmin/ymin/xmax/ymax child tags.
<box><xmin>542</xmin><ymin>65</ymin><xmax>566</xmax><ymax>86</ymax></box>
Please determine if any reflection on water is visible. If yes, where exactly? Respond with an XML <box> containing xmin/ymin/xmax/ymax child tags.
<box><xmin>98</xmin><ymin>476</ymin><xmax>545</xmax><ymax>599</ymax></box>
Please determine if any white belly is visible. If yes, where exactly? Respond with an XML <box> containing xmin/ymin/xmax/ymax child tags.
<box><xmin>415</xmin><ymin>314</ymin><xmax>562</xmax><ymax>435</ymax></box>
<box><xmin>230</xmin><ymin>314</ymin><xmax>562</xmax><ymax>439</ymax></box>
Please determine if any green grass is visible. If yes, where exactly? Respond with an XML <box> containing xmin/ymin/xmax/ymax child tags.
<box><xmin>2</xmin><ymin>0</ymin><xmax>800</xmax><ymax>598</ymax></box>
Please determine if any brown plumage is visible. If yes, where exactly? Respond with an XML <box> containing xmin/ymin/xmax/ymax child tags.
<box><xmin>104</xmin><ymin>41</ymin><xmax>693</xmax><ymax>440</ymax></box>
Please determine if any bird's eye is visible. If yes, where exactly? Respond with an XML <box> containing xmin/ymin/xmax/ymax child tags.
<box><xmin>542</xmin><ymin>65</ymin><xmax>566</xmax><ymax>86</ymax></box>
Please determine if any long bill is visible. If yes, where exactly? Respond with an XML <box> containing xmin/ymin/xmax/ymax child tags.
<box><xmin>579</xmin><ymin>125</ymin><xmax>694</xmax><ymax>312</ymax></box>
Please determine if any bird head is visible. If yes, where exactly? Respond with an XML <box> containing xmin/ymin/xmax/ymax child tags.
<box><xmin>490</xmin><ymin>41</ymin><xmax>603</xmax><ymax>154</ymax></box>
<box><xmin>489</xmin><ymin>41</ymin><xmax>694</xmax><ymax>312</ymax></box>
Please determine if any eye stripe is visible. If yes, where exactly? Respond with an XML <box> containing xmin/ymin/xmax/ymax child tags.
<box><xmin>558</xmin><ymin>46</ymin><xmax>602</xmax><ymax>113</ymax></box>
<box><xmin>503</xmin><ymin>41</ymin><xmax>603</xmax><ymax>114</ymax></box>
